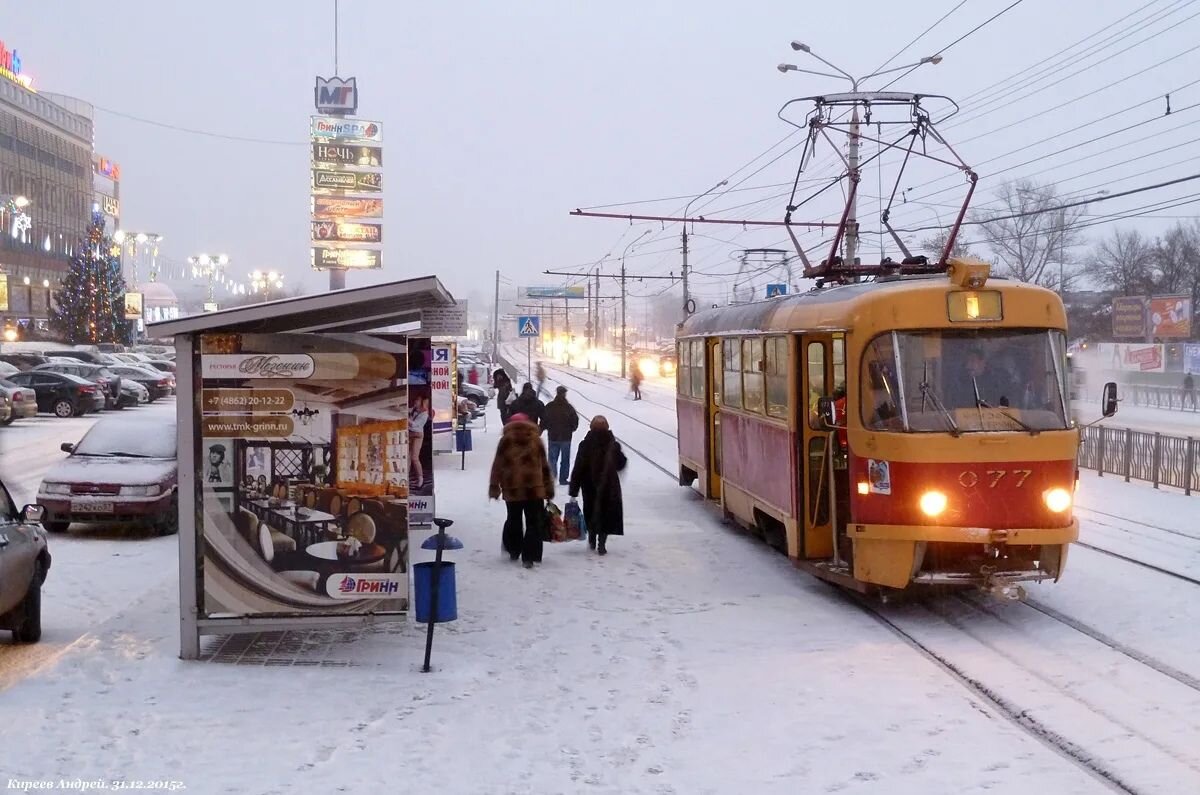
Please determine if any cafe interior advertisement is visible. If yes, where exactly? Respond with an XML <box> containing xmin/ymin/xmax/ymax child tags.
<box><xmin>198</xmin><ymin>332</ymin><xmax>411</xmax><ymax>617</ymax></box>
<box><xmin>405</xmin><ymin>337</ymin><xmax>436</xmax><ymax>525</ymax></box>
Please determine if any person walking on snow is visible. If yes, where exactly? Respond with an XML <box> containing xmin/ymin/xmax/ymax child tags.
<box><xmin>493</xmin><ymin>368</ymin><xmax>514</xmax><ymax>423</ymax></box>
<box><xmin>569</xmin><ymin>415</ymin><xmax>627</xmax><ymax>555</ymax></box>
<box><xmin>510</xmin><ymin>382</ymin><xmax>546</xmax><ymax>428</ymax></box>
<box><xmin>541</xmin><ymin>385</ymin><xmax>580</xmax><ymax>485</ymax></box>
<box><xmin>489</xmin><ymin>413</ymin><xmax>555</xmax><ymax>568</ymax></box>
<box><xmin>1184</xmin><ymin>372</ymin><xmax>1195</xmax><ymax>409</ymax></box>
<box><xmin>630</xmin><ymin>362</ymin><xmax>643</xmax><ymax>401</ymax></box>
<box><xmin>535</xmin><ymin>361</ymin><xmax>548</xmax><ymax>397</ymax></box>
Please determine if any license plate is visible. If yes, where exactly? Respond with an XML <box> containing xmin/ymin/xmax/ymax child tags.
<box><xmin>73</xmin><ymin>500</ymin><xmax>114</xmax><ymax>513</ymax></box>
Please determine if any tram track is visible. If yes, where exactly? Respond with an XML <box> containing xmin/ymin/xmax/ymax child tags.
<box><xmin>1074</xmin><ymin>541</ymin><xmax>1200</xmax><ymax>587</ymax></box>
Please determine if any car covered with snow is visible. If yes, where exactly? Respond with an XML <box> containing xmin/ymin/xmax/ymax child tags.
<box><xmin>0</xmin><ymin>378</ymin><xmax>38</xmax><ymax>423</ymax></box>
<box><xmin>37</xmin><ymin>417</ymin><xmax>178</xmax><ymax>535</ymax></box>
<box><xmin>0</xmin><ymin>476</ymin><xmax>50</xmax><ymax>643</ymax></box>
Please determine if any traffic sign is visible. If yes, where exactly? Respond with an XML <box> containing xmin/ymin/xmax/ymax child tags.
<box><xmin>766</xmin><ymin>283</ymin><xmax>787</xmax><ymax>298</ymax></box>
<box><xmin>518</xmin><ymin>316</ymin><xmax>541</xmax><ymax>337</ymax></box>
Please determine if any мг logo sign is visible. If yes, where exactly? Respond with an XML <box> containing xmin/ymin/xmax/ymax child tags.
<box><xmin>314</xmin><ymin>76</ymin><xmax>358</xmax><ymax>114</ymax></box>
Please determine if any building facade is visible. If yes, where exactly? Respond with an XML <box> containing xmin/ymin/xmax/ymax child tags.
<box><xmin>0</xmin><ymin>58</ymin><xmax>93</xmax><ymax>336</ymax></box>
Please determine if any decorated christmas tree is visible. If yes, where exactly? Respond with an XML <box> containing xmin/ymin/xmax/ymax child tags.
<box><xmin>49</xmin><ymin>211</ymin><xmax>129</xmax><ymax>344</ymax></box>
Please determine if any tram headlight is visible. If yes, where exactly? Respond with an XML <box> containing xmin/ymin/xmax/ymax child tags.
<box><xmin>1043</xmin><ymin>487</ymin><xmax>1072</xmax><ymax>513</ymax></box>
<box><xmin>918</xmin><ymin>490</ymin><xmax>948</xmax><ymax>517</ymax></box>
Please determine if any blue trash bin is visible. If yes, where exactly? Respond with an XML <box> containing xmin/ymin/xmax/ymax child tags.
<box><xmin>414</xmin><ymin>561</ymin><xmax>457</xmax><ymax>623</ymax></box>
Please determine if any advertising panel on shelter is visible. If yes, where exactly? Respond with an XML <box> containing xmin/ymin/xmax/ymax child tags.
<box><xmin>1147</xmin><ymin>295</ymin><xmax>1192</xmax><ymax>339</ymax></box>
<box><xmin>1184</xmin><ymin>344</ymin><xmax>1200</xmax><ymax>375</ymax></box>
<box><xmin>431</xmin><ymin>343</ymin><xmax>455</xmax><ymax>453</ymax></box>
<box><xmin>197</xmin><ymin>332</ymin><xmax>410</xmax><ymax>617</ymax></box>
<box><xmin>404</xmin><ymin>337</ymin><xmax>436</xmax><ymax>526</ymax></box>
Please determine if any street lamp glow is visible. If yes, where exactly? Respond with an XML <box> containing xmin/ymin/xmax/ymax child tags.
<box><xmin>135</xmin><ymin>232</ymin><xmax>148</xmax><ymax>243</ymax></box>
<box><xmin>22</xmin><ymin>276</ymin><xmax>30</xmax><ymax>285</ymax></box>
<box><xmin>113</xmin><ymin>230</ymin><xmax>126</xmax><ymax>243</ymax></box>
<box><xmin>42</xmin><ymin>279</ymin><xmax>49</xmax><ymax>288</ymax></box>
<box><xmin>217</xmin><ymin>254</ymin><xmax>229</xmax><ymax>266</ymax></box>
<box><xmin>199</xmin><ymin>254</ymin><xmax>211</xmax><ymax>266</ymax></box>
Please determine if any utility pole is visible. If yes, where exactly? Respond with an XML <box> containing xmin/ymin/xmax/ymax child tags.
<box><xmin>620</xmin><ymin>261</ymin><xmax>627</xmax><ymax>378</ymax></box>
<box><xmin>492</xmin><ymin>269</ymin><xmax>500</xmax><ymax>358</ymax></box>
<box><xmin>681</xmin><ymin>179</ymin><xmax>728</xmax><ymax>321</ymax></box>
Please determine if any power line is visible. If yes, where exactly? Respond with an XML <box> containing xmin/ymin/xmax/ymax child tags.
<box><xmin>93</xmin><ymin>104</ymin><xmax>305</xmax><ymax>146</ymax></box>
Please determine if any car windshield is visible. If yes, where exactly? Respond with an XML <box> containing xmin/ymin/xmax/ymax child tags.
<box><xmin>861</xmin><ymin>329</ymin><xmax>1070</xmax><ymax>433</ymax></box>
<box><xmin>73</xmin><ymin>420</ymin><xmax>177</xmax><ymax>458</ymax></box>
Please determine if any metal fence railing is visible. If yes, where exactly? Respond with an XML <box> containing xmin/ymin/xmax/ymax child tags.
<box><xmin>1123</xmin><ymin>384</ymin><xmax>1200</xmax><ymax>413</ymax></box>
<box><xmin>1078</xmin><ymin>424</ymin><xmax>1200</xmax><ymax>495</ymax></box>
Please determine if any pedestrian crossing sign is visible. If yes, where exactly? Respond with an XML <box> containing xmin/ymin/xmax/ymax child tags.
<box><xmin>518</xmin><ymin>315</ymin><xmax>541</xmax><ymax>337</ymax></box>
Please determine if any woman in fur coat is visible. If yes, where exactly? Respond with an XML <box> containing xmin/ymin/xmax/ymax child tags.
<box><xmin>488</xmin><ymin>413</ymin><xmax>555</xmax><ymax>567</ymax></box>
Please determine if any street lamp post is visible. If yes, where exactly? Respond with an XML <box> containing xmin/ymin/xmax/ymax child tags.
<box><xmin>778</xmin><ymin>45</ymin><xmax>941</xmax><ymax>270</ymax></box>
<box><xmin>189</xmin><ymin>253</ymin><xmax>230</xmax><ymax>306</ymax></box>
<box><xmin>248</xmin><ymin>270</ymin><xmax>285</xmax><ymax>302</ymax></box>
<box><xmin>681</xmin><ymin>180</ymin><xmax>728</xmax><ymax>321</ymax></box>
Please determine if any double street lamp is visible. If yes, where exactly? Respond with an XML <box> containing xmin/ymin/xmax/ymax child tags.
<box><xmin>248</xmin><ymin>270</ymin><xmax>285</xmax><ymax>302</ymax></box>
<box><xmin>114</xmin><ymin>231</ymin><xmax>164</xmax><ymax>285</ymax></box>
<box><xmin>189</xmin><ymin>253</ymin><xmax>230</xmax><ymax>303</ymax></box>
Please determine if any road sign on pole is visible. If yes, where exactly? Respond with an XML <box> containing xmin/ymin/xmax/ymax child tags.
<box><xmin>766</xmin><ymin>283</ymin><xmax>787</xmax><ymax>298</ymax></box>
<box><xmin>517</xmin><ymin>316</ymin><xmax>540</xmax><ymax>337</ymax></box>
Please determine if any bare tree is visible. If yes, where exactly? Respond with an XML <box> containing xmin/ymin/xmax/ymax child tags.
<box><xmin>1150</xmin><ymin>221</ymin><xmax>1200</xmax><ymax>294</ymax></box>
<box><xmin>1094</xmin><ymin>228</ymin><xmax>1155</xmax><ymax>295</ymax></box>
<box><xmin>973</xmin><ymin>179</ymin><xmax>1086</xmax><ymax>289</ymax></box>
<box><xmin>919</xmin><ymin>229</ymin><xmax>971</xmax><ymax>260</ymax></box>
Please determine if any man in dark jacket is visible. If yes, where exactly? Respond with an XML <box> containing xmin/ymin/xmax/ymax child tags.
<box><xmin>510</xmin><ymin>382</ymin><xmax>545</xmax><ymax>427</ymax></box>
<box><xmin>569</xmin><ymin>415</ymin><xmax>627</xmax><ymax>555</ymax></box>
<box><xmin>493</xmin><ymin>369</ymin><xmax>514</xmax><ymax>423</ymax></box>
<box><xmin>541</xmin><ymin>385</ymin><xmax>579</xmax><ymax>485</ymax></box>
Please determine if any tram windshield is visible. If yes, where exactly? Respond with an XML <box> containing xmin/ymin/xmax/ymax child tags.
<box><xmin>861</xmin><ymin>329</ymin><xmax>1070</xmax><ymax>433</ymax></box>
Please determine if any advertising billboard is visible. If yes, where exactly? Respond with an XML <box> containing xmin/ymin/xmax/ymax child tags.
<box><xmin>0</xmin><ymin>275</ymin><xmax>7</xmax><ymax>311</ymax></box>
<box><xmin>312</xmin><ymin>169</ymin><xmax>383</xmax><ymax>193</ymax></box>
<box><xmin>312</xmin><ymin>196</ymin><xmax>383</xmax><ymax>219</ymax></box>
<box><xmin>311</xmin><ymin>220</ymin><xmax>383</xmax><ymax>244</ymax></box>
<box><xmin>1185</xmin><ymin>344</ymin><xmax>1200</xmax><ymax>375</ymax></box>
<box><xmin>310</xmin><ymin>116</ymin><xmax>383</xmax><ymax>142</ymax></box>
<box><xmin>406</xmin><ymin>337</ymin><xmax>435</xmax><ymax>526</ymax></box>
<box><xmin>1105</xmin><ymin>342</ymin><xmax>1165</xmax><ymax>373</ymax></box>
<box><xmin>312</xmin><ymin>247</ymin><xmax>383</xmax><ymax>270</ymax></box>
<box><xmin>431</xmin><ymin>343</ymin><xmax>455</xmax><ymax>454</ymax></box>
<box><xmin>312</xmin><ymin>143</ymin><xmax>382</xmax><ymax>168</ymax></box>
<box><xmin>197</xmin><ymin>333</ymin><xmax>410</xmax><ymax>616</ymax></box>
<box><xmin>526</xmin><ymin>286</ymin><xmax>586</xmax><ymax>300</ymax></box>
<box><xmin>124</xmin><ymin>291</ymin><xmax>143</xmax><ymax>321</ymax></box>
<box><xmin>1147</xmin><ymin>295</ymin><xmax>1192</xmax><ymax>338</ymax></box>
<box><xmin>314</xmin><ymin>76</ymin><xmax>357</xmax><ymax>114</ymax></box>
<box><xmin>1111</xmin><ymin>297</ymin><xmax>1146</xmax><ymax>338</ymax></box>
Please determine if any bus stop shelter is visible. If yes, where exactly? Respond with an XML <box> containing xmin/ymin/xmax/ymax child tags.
<box><xmin>148</xmin><ymin>276</ymin><xmax>456</xmax><ymax>659</ymax></box>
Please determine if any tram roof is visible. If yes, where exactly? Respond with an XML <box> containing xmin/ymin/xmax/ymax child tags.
<box><xmin>677</xmin><ymin>273</ymin><xmax>1065</xmax><ymax>337</ymax></box>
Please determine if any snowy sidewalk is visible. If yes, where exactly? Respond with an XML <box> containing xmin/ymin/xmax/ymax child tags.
<box><xmin>0</xmin><ymin>418</ymin><xmax>1106</xmax><ymax>794</ymax></box>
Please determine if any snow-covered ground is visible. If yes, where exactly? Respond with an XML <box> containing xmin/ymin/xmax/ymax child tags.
<box><xmin>2</xmin><ymin>360</ymin><xmax>1198</xmax><ymax>793</ymax></box>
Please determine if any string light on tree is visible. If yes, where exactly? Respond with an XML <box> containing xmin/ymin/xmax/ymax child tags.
<box><xmin>48</xmin><ymin>211</ymin><xmax>129</xmax><ymax>345</ymax></box>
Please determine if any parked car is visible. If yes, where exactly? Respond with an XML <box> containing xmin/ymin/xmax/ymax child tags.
<box><xmin>0</xmin><ymin>477</ymin><xmax>50</xmax><ymax>643</ymax></box>
<box><xmin>0</xmin><ymin>361</ymin><xmax>19</xmax><ymax>378</ymax></box>
<box><xmin>142</xmin><ymin>359</ymin><xmax>177</xmax><ymax>376</ymax></box>
<box><xmin>34</xmin><ymin>362</ymin><xmax>123</xmax><ymax>410</ymax></box>
<box><xmin>460</xmin><ymin>381</ymin><xmax>490</xmax><ymax>408</ymax></box>
<box><xmin>105</xmin><ymin>364</ymin><xmax>173</xmax><ymax>400</ymax></box>
<box><xmin>0</xmin><ymin>353</ymin><xmax>50</xmax><ymax>371</ymax></box>
<box><xmin>41</xmin><ymin>349</ymin><xmax>108</xmax><ymax>365</ymax></box>
<box><xmin>117</xmin><ymin>379</ymin><xmax>149</xmax><ymax>408</ymax></box>
<box><xmin>37</xmin><ymin>417</ymin><xmax>178</xmax><ymax>535</ymax></box>
<box><xmin>0</xmin><ymin>378</ymin><xmax>38</xmax><ymax>424</ymax></box>
<box><xmin>0</xmin><ymin>392</ymin><xmax>9</xmax><ymax>425</ymax></box>
<box><xmin>6</xmin><ymin>370</ymin><xmax>104</xmax><ymax>416</ymax></box>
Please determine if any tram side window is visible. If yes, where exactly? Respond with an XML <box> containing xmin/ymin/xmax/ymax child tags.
<box><xmin>861</xmin><ymin>334</ymin><xmax>902</xmax><ymax>430</ymax></box>
<box><xmin>742</xmin><ymin>338</ymin><xmax>765</xmax><ymax>414</ymax></box>
<box><xmin>722</xmin><ymin>338</ymin><xmax>742</xmax><ymax>409</ymax></box>
<box><xmin>691</xmin><ymin>338</ymin><xmax>705</xmax><ymax>398</ymax></box>
<box><xmin>677</xmin><ymin>341</ymin><xmax>690</xmax><ymax>397</ymax></box>
<box><xmin>765</xmin><ymin>336</ymin><xmax>788</xmax><ymax>419</ymax></box>
<box><xmin>807</xmin><ymin>341</ymin><xmax>826</xmax><ymax>428</ymax></box>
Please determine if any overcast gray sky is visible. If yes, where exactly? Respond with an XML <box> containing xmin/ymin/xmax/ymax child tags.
<box><xmin>8</xmin><ymin>0</ymin><xmax>1197</xmax><ymax>309</ymax></box>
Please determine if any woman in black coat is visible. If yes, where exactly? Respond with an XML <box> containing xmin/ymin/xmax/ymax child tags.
<box><xmin>568</xmin><ymin>415</ymin><xmax>627</xmax><ymax>555</ymax></box>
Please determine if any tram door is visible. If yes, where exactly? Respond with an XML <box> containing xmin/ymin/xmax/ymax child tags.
<box><xmin>799</xmin><ymin>334</ymin><xmax>835</xmax><ymax>559</ymax></box>
<box><xmin>706</xmin><ymin>337</ymin><xmax>722</xmax><ymax>500</ymax></box>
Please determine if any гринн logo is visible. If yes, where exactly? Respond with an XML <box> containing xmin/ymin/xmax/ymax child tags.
<box><xmin>337</xmin><ymin>576</ymin><xmax>357</xmax><ymax>593</ymax></box>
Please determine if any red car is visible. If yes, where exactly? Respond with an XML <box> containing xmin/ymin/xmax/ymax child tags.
<box><xmin>37</xmin><ymin>417</ymin><xmax>178</xmax><ymax>535</ymax></box>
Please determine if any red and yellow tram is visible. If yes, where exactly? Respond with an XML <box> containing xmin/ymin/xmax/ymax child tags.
<box><xmin>675</xmin><ymin>259</ymin><xmax>1116</xmax><ymax>595</ymax></box>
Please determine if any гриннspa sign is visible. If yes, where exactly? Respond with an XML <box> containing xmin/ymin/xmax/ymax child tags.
<box><xmin>310</xmin><ymin>116</ymin><xmax>383</xmax><ymax>142</ymax></box>
<box><xmin>312</xmin><ymin>169</ymin><xmax>383</xmax><ymax>193</ymax></box>
<box><xmin>312</xmin><ymin>247</ymin><xmax>382</xmax><ymax>270</ymax></box>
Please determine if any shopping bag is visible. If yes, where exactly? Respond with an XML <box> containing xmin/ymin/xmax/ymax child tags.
<box><xmin>563</xmin><ymin>499</ymin><xmax>586</xmax><ymax>541</ymax></box>
<box><xmin>544</xmin><ymin>500</ymin><xmax>567</xmax><ymax>542</ymax></box>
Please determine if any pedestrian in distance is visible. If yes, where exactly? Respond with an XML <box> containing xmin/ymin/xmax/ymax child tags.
<box><xmin>535</xmin><ymin>361</ymin><xmax>548</xmax><ymax>398</ymax></box>
<box><xmin>569</xmin><ymin>415</ymin><xmax>627</xmax><ymax>555</ymax></box>
<box><xmin>630</xmin><ymin>362</ymin><xmax>643</xmax><ymax>401</ymax></box>
<box><xmin>489</xmin><ymin>412</ymin><xmax>555</xmax><ymax>568</ymax></box>
<box><xmin>542</xmin><ymin>385</ymin><xmax>580</xmax><ymax>485</ymax></box>
<box><xmin>1184</xmin><ymin>372</ymin><xmax>1195</xmax><ymax>409</ymax></box>
<box><xmin>493</xmin><ymin>368</ymin><xmax>514</xmax><ymax>423</ymax></box>
<box><xmin>510</xmin><ymin>382</ymin><xmax>546</xmax><ymax>428</ymax></box>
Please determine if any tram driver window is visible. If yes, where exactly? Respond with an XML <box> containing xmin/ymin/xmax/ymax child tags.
<box><xmin>861</xmin><ymin>334</ymin><xmax>902</xmax><ymax>430</ymax></box>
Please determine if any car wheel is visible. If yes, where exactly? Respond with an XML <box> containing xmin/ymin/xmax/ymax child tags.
<box><xmin>157</xmin><ymin>494</ymin><xmax>179</xmax><ymax>536</ymax></box>
<box><xmin>53</xmin><ymin>399</ymin><xmax>74</xmax><ymax>418</ymax></box>
<box><xmin>42</xmin><ymin>520</ymin><xmax>69</xmax><ymax>533</ymax></box>
<box><xmin>12</xmin><ymin>568</ymin><xmax>42</xmax><ymax>643</ymax></box>
<box><xmin>114</xmin><ymin>400</ymin><xmax>126</xmax><ymax>410</ymax></box>
<box><xmin>0</xmin><ymin>416</ymin><xmax>12</xmax><ymax>426</ymax></box>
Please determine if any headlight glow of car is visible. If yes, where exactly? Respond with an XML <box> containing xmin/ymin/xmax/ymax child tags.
<box><xmin>40</xmin><ymin>482</ymin><xmax>71</xmax><ymax>495</ymax></box>
<box><xmin>918</xmin><ymin>490</ymin><xmax>948</xmax><ymax>517</ymax></box>
<box><xmin>1043</xmin><ymin>487</ymin><xmax>1072</xmax><ymax>513</ymax></box>
<box><xmin>120</xmin><ymin>484</ymin><xmax>162</xmax><ymax>497</ymax></box>
<box><xmin>638</xmin><ymin>357</ymin><xmax>658</xmax><ymax>376</ymax></box>
<box><xmin>662</xmin><ymin>360</ymin><xmax>676</xmax><ymax>375</ymax></box>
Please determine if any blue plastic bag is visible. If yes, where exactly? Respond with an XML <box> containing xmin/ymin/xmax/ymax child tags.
<box><xmin>563</xmin><ymin>499</ymin><xmax>586</xmax><ymax>541</ymax></box>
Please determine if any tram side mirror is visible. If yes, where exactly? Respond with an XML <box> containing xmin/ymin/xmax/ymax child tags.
<box><xmin>1101</xmin><ymin>382</ymin><xmax>1119</xmax><ymax>418</ymax></box>
<box><xmin>816</xmin><ymin>397</ymin><xmax>837</xmax><ymax>430</ymax></box>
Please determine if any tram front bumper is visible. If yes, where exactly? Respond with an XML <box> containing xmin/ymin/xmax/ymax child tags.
<box><xmin>847</xmin><ymin>520</ymin><xmax>1078</xmax><ymax>589</ymax></box>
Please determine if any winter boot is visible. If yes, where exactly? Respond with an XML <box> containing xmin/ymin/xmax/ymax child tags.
<box><xmin>588</xmin><ymin>530</ymin><xmax>596</xmax><ymax>550</ymax></box>
<box><xmin>597</xmin><ymin>534</ymin><xmax>607</xmax><ymax>555</ymax></box>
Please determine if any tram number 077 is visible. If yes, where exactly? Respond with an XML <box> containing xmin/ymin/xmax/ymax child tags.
<box><xmin>958</xmin><ymin>469</ymin><xmax>1033</xmax><ymax>489</ymax></box>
